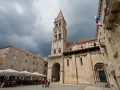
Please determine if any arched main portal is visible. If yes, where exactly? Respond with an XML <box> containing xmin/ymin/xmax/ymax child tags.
<box><xmin>51</xmin><ymin>63</ymin><xmax>60</xmax><ymax>82</ymax></box>
<box><xmin>94</xmin><ymin>63</ymin><xmax>107</xmax><ymax>82</ymax></box>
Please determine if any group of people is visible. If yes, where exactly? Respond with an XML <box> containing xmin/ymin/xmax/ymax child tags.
<box><xmin>0</xmin><ymin>75</ymin><xmax>6</xmax><ymax>86</ymax></box>
<box><xmin>41</xmin><ymin>78</ymin><xmax>50</xmax><ymax>88</ymax></box>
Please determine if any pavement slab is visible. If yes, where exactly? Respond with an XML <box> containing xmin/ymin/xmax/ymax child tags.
<box><xmin>0</xmin><ymin>83</ymin><xmax>111</xmax><ymax>90</ymax></box>
<box><xmin>84</xmin><ymin>86</ymin><xmax>111</xmax><ymax>90</ymax></box>
<box><xmin>0</xmin><ymin>83</ymin><xmax>87</xmax><ymax>90</ymax></box>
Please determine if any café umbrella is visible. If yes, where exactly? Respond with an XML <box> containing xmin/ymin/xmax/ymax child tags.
<box><xmin>31</xmin><ymin>72</ymin><xmax>43</xmax><ymax>76</ymax></box>
<box><xmin>0</xmin><ymin>69</ymin><xmax>20</xmax><ymax>76</ymax></box>
<box><xmin>19</xmin><ymin>71</ymin><xmax>33</xmax><ymax>76</ymax></box>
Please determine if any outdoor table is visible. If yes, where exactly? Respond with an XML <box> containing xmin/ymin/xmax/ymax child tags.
<box><xmin>4</xmin><ymin>81</ymin><xmax>16</xmax><ymax>87</ymax></box>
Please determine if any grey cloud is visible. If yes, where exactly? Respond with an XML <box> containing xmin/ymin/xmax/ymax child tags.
<box><xmin>0</xmin><ymin>0</ymin><xmax>36</xmax><ymax>36</ymax></box>
<box><xmin>58</xmin><ymin>0</ymin><xmax>98</xmax><ymax>42</ymax></box>
<box><xmin>0</xmin><ymin>0</ymin><xmax>98</xmax><ymax>57</ymax></box>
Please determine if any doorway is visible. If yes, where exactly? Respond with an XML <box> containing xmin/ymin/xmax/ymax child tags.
<box><xmin>94</xmin><ymin>63</ymin><xmax>107</xmax><ymax>82</ymax></box>
<box><xmin>98</xmin><ymin>70</ymin><xmax>107</xmax><ymax>82</ymax></box>
<box><xmin>51</xmin><ymin>63</ymin><xmax>60</xmax><ymax>82</ymax></box>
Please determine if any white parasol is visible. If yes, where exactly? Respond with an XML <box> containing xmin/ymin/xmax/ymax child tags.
<box><xmin>0</xmin><ymin>69</ymin><xmax>20</xmax><ymax>76</ymax></box>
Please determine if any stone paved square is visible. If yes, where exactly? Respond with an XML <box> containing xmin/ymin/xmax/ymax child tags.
<box><xmin>0</xmin><ymin>83</ymin><xmax>111</xmax><ymax>90</ymax></box>
<box><xmin>0</xmin><ymin>84</ymin><xmax>87</xmax><ymax>90</ymax></box>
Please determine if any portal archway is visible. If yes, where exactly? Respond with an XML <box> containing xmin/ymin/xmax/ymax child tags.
<box><xmin>94</xmin><ymin>63</ymin><xmax>107</xmax><ymax>82</ymax></box>
<box><xmin>51</xmin><ymin>63</ymin><xmax>60</xmax><ymax>82</ymax></box>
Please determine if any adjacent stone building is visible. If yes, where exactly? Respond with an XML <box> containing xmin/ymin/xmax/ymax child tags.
<box><xmin>96</xmin><ymin>0</ymin><xmax>120</xmax><ymax>90</ymax></box>
<box><xmin>48</xmin><ymin>11</ymin><xmax>108</xmax><ymax>85</ymax></box>
<box><xmin>0</xmin><ymin>46</ymin><xmax>48</xmax><ymax>75</ymax></box>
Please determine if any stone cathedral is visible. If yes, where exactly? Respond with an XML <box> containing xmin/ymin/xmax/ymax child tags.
<box><xmin>48</xmin><ymin>11</ymin><xmax>108</xmax><ymax>85</ymax></box>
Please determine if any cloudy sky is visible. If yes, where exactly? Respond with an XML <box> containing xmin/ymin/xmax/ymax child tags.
<box><xmin>0</xmin><ymin>0</ymin><xmax>98</xmax><ymax>57</ymax></box>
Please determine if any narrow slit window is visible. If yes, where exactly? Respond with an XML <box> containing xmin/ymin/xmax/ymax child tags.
<box><xmin>94</xmin><ymin>43</ymin><xmax>96</xmax><ymax>47</ymax></box>
<box><xmin>67</xmin><ymin>59</ymin><xmax>69</xmax><ymax>66</ymax></box>
<box><xmin>80</xmin><ymin>58</ymin><xmax>83</xmax><ymax>65</ymax></box>
<box><xmin>55</xmin><ymin>35</ymin><xmax>57</xmax><ymax>40</ymax></box>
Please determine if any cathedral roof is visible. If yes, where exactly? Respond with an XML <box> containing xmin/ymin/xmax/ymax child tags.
<box><xmin>67</xmin><ymin>38</ymin><xmax>97</xmax><ymax>46</ymax></box>
<box><xmin>63</xmin><ymin>46</ymin><xmax>100</xmax><ymax>56</ymax></box>
<box><xmin>55</xmin><ymin>10</ymin><xmax>64</xmax><ymax>20</ymax></box>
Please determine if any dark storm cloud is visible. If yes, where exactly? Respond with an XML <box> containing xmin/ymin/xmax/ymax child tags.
<box><xmin>58</xmin><ymin>0</ymin><xmax>98</xmax><ymax>42</ymax></box>
<box><xmin>0</xmin><ymin>0</ymin><xmax>35</xmax><ymax>36</ymax></box>
<box><xmin>0</xmin><ymin>0</ymin><xmax>98</xmax><ymax>57</ymax></box>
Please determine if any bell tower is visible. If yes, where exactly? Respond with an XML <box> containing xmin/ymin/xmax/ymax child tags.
<box><xmin>51</xmin><ymin>10</ymin><xmax>67</xmax><ymax>54</ymax></box>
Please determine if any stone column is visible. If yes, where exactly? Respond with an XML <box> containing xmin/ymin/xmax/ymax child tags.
<box><xmin>47</xmin><ymin>67</ymin><xmax>52</xmax><ymax>81</ymax></box>
<box><xmin>59</xmin><ymin>67</ymin><xmax>63</xmax><ymax>84</ymax></box>
<box><xmin>59</xmin><ymin>71</ymin><xmax>63</xmax><ymax>84</ymax></box>
<box><xmin>88</xmin><ymin>53</ymin><xmax>96</xmax><ymax>84</ymax></box>
<box><xmin>72</xmin><ymin>55</ymin><xmax>77</xmax><ymax>84</ymax></box>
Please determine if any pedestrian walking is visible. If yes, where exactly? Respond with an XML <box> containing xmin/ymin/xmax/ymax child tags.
<box><xmin>44</xmin><ymin>79</ymin><xmax>48</xmax><ymax>87</ymax></box>
<box><xmin>47</xmin><ymin>79</ymin><xmax>50</xmax><ymax>87</ymax></box>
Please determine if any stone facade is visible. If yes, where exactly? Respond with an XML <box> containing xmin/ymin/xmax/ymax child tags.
<box><xmin>48</xmin><ymin>11</ymin><xmax>108</xmax><ymax>85</ymax></box>
<box><xmin>96</xmin><ymin>0</ymin><xmax>120</xmax><ymax>90</ymax></box>
<box><xmin>0</xmin><ymin>46</ymin><xmax>48</xmax><ymax>75</ymax></box>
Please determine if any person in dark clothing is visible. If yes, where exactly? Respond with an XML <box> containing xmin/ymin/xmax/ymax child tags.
<box><xmin>1</xmin><ymin>75</ymin><xmax>5</xmax><ymax>83</ymax></box>
<box><xmin>47</xmin><ymin>79</ymin><xmax>50</xmax><ymax>87</ymax></box>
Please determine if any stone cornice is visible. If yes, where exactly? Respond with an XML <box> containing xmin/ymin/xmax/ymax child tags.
<box><xmin>48</xmin><ymin>53</ymin><xmax>63</xmax><ymax>59</ymax></box>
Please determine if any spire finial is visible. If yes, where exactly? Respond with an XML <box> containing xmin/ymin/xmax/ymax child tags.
<box><xmin>55</xmin><ymin>10</ymin><xmax>64</xmax><ymax>20</ymax></box>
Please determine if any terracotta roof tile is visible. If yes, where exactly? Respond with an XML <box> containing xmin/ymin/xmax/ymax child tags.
<box><xmin>55</xmin><ymin>10</ymin><xmax>64</xmax><ymax>20</ymax></box>
<box><xmin>63</xmin><ymin>46</ymin><xmax>100</xmax><ymax>54</ymax></box>
<box><xmin>67</xmin><ymin>37</ymin><xmax>97</xmax><ymax>46</ymax></box>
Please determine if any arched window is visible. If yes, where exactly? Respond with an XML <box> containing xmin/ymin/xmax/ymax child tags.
<box><xmin>56</xmin><ymin>24</ymin><xmax>58</xmax><ymax>27</ymax></box>
<box><xmin>59</xmin><ymin>34</ymin><xmax>61</xmax><ymax>39</ymax></box>
<box><xmin>59</xmin><ymin>48</ymin><xmax>61</xmax><ymax>53</ymax></box>
<box><xmin>59</xmin><ymin>22</ymin><xmax>61</xmax><ymax>26</ymax></box>
<box><xmin>54</xmin><ymin>49</ymin><xmax>56</xmax><ymax>54</ymax></box>
<box><xmin>59</xmin><ymin>30</ymin><xmax>61</xmax><ymax>39</ymax></box>
<box><xmin>54</xmin><ymin>31</ymin><xmax>57</xmax><ymax>40</ymax></box>
<box><xmin>67</xmin><ymin>59</ymin><xmax>69</xmax><ymax>66</ymax></box>
<box><xmin>55</xmin><ymin>35</ymin><xmax>57</xmax><ymax>40</ymax></box>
